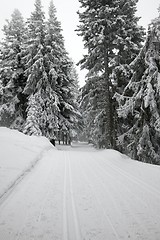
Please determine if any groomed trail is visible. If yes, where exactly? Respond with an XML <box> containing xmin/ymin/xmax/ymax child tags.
<box><xmin>0</xmin><ymin>142</ymin><xmax>160</xmax><ymax>240</ymax></box>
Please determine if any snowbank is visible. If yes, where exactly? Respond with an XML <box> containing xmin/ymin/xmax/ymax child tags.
<box><xmin>99</xmin><ymin>149</ymin><xmax>160</xmax><ymax>191</ymax></box>
<box><xmin>0</xmin><ymin>127</ymin><xmax>53</xmax><ymax>198</ymax></box>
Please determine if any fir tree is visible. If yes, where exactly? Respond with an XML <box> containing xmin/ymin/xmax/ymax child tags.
<box><xmin>23</xmin><ymin>93</ymin><xmax>42</xmax><ymax>136</ymax></box>
<box><xmin>23</xmin><ymin>0</ymin><xmax>59</xmax><ymax>138</ymax></box>
<box><xmin>0</xmin><ymin>9</ymin><xmax>27</xmax><ymax>130</ymax></box>
<box><xmin>45</xmin><ymin>0</ymin><xmax>82</xmax><ymax>142</ymax></box>
<box><xmin>23</xmin><ymin>0</ymin><xmax>46</xmax><ymax>95</ymax></box>
<box><xmin>115</xmin><ymin>13</ymin><xmax>160</xmax><ymax>164</ymax></box>
<box><xmin>67</xmin><ymin>62</ymin><xmax>83</xmax><ymax>138</ymax></box>
<box><xmin>80</xmin><ymin>75</ymin><xmax>106</xmax><ymax>147</ymax></box>
<box><xmin>77</xmin><ymin>0</ymin><xmax>119</xmax><ymax>148</ymax></box>
<box><xmin>77</xmin><ymin>0</ymin><xmax>145</xmax><ymax>148</ymax></box>
<box><xmin>114</xmin><ymin>0</ymin><xmax>145</xmax><ymax>65</ymax></box>
<box><xmin>23</xmin><ymin>0</ymin><xmax>81</xmax><ymax>141</ymax></box>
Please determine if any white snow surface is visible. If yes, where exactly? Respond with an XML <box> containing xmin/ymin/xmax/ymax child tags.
<box><xmin>0</xmin><ymin>128</ymin><xmax>160</xmax><ymax>239</ymax></box>
<box><xmin>0</xmin><ymin>127</ymin><xmax>53</xmax><ymax>198</ymax></box>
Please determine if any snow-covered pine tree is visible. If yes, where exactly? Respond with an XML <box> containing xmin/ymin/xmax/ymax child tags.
<box><xmin>80</xmin><ymin>74</ymin><xmax>108</xmax><ymax>147</ymax></box>
<box><xmin>45</xmin><ymin>0</ymin><xmax>82</xmax><ymax>142</ymax></box>
<box><xmin>114</xmin><ymin>0</ymin><xmax>145</xmax><ymax>65</ymax></box>
<box><xmin>115</xmin><ymin>12</ymin><xmax>160</xmax><ymax>164</ymax></box>
<box><xmin>23</xmin><ymin>0</ymin><xmax>46</xmax><ymax>97</ymax></box>
<box><xmin>111</xmin><ymin>0</ymin><xmax>145</xmax><ymax>151</ymax></box>
<box><xmin>77</xmin><ymin>0</ymin><xmax>145</xmax><ymax>148</ymax></box>
<box><xmin>57</xmin><ymin>59</ymin><xmax>82</xmax><ymax>143</ymax></box>
<box><xmin>45</xmin><ymin>0</ymin><xmax>65</xmax><ymax>70</ymax></box>
<box><xmin>0</xmin><ymin>9</ymin><xmax>27</xmax><ymax>130</ymax></box>
<box><xmin>23</xmin><ymin>0</ymin><xmax>59</xmax><ymax>138</ymax></box>
<box><xmin>23</xmin><ymin>0</ymin><xmax>46</xmax><ymax>136</ymax></box>
<box><xmin>77</xmin><ymin>0</ymin><xmax>119</xmax><ymax>148</ymax></box>
<box><xmin>24</xmin><ymin>93</ymin><xmax>42</xmax><ymax>136</ymax></box>
<box><xmin>67</xmin><ymin>62</ymin><xmax>83</xmax><ymax>139</ymax></box>
<box><xmin>44</xmin><ymin>0</ymin><xmax>66</xmax><ymax>139</ymax></box>
<box><xmin>112</xmin><ymin>0</ymin><xmax>145</xmax><ymax>96</ymax></box>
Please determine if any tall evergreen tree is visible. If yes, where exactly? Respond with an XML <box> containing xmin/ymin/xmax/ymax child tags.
<box><xmin>23</xmin><ymin>0</ymin><xmax>81</xmax><ymax>141</ymax></box>
<box><xmin>23</xmin><ymin>0</ymin><xmax>60</xmax><ymax>138</ymax></box>
<box><xmin>114</xmin><ymin>0</ymin><xmax>145</xmax><ymax>65</ymax></box>
<box><xmin>115</xmin><ymin>13</ymin><xmax>160</xmax><ymax>164</ymax></box>
<box><xmin>45</xmin><ymin>0</ymin><xmax>65</xmax><ymax>137</ymax></box>
<box><xmin>45</xmin><ymin>0</ymin><xmax>82</xmax><ymax>141</ymax></box>
<box><xmin>67</xmin><ymin>62</ymin><xmax>83</xmax><ymax>138</ymax></box>
<box><xmin>0</xmin><ymin>9</ymin><xmax>27</xmax><ymax>130</ymax></box>
<box><xmin>77</xmin><ymin>0</ymin><xmax>145</xmax><ymax>148</ymax></box>
<box><xmin>80</xmin><ymin>74</ymin><xmax>109</xmax><ymax>147</ymax></box>
<box><xmin>23</xmin><ymin>0</ymin><xmax>46</xmax><ymax>96</ymax></box>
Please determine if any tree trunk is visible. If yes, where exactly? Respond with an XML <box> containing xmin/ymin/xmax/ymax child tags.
<box><xmin>104</xmin><ymin>29</ymin><xmax>112</xmax><ymax>148</ymax></box>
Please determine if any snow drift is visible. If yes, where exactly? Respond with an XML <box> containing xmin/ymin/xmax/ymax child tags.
<box><xmin>0</xmin><ymin>127</ymin><xmax>53</xmax><ymax>198</ymax></box>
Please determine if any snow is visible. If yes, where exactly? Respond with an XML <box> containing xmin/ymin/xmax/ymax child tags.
<box><xmin>0</xmin><ymin>127</ymin><xmax>53</xmax><ymax>199</ymax></box>
<box><xmin>0</xmin><ymin>128</ymin><xmax>160</xmax><ymax>239</ymax></box>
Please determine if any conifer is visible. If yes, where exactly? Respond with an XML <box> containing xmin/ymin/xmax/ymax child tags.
<box><xmin>77</xmin><ymin>0</ymin><xmax>145</xmax><ymax>148</ymax></box>
<box><xmin>115</xmin><ymin>12</ymin><xmax>160</xmax><ymax>164</ymax></box>
<box><xmin>0</xmin><ymin>9</ymin><xmax>27</xmax><ymax>130</ymax></box>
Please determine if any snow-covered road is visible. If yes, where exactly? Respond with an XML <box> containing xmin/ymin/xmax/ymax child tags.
<box><xmin>0</xmin><ymin>143</ymin><xmax>160</xmax><ymax>240</ymax></box>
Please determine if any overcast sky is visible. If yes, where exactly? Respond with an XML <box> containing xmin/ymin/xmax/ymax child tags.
<box><xmin>0</xmin><ymin>0</ymin><xmax>159</xmax><ymax>86</ymax></box>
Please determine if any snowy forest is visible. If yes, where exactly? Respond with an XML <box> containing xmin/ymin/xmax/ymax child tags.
<box><xmin>0</xmin><ymin>0</ymin><xmax>82</xmax><ymax>145</ymax></box>
<box><xmin>1</xmin><ymin>0</ymin><xmax>160</xmax><ymax>165</ymax></box>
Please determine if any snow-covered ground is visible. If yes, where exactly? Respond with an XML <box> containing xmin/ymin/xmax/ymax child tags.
<box><xmin>0</xmin><ymin>127</ymin><xmax>53</xmax><ymax>199</ymax></box>
<box><xmin>0</xmin><ymin>128</ymin><xmax>160</xmax><ymax>239</ymax></box>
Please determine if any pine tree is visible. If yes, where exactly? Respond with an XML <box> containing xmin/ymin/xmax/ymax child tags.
<box><xmin>115</xmin><ymin>13</ymin><xmax>160</xmax><ymax>164</ymax></box>
<box><xmin>23</xmin><ymin>0</ymin><xmax>46</xmax><ymax>96</ymax></box>
<box><xmin>114</xmin><ymin>0</ymin><xmax>145</xmax><ymax>65</ymax></box>
<box><xmin>23</xmin><ymin>93</ymin><xmax>42</xmax><ymax>135</ymax></box>
<box><xmin>77</xmin><ymin>0</ymin><xmax>145</xmax><ymax>148</ymax></box>
<box><xmin>23</xmin><ymin>0</ymin><xmax>59</xmax><ymax>138</ymax></box>
<box><xmin>45</xmin><ymin>0</ymin><xmax>82</xmax><ymax>142</ymax></box>
<box><xmin>80</xmin><ymin>75</ymin><xmax>107</xmax><ymax>147</ymax></box>
<box><xmin>0</xmin><ymin>9</ymin><xmax>27</xmax><ymax>130</ymax></box>
<box><xmin>23</xmin><ymin>0</ymin><xmax>81</xmax><ymax>141</ymax></box>
<box><xmin>67</xmin><ymin>62</ymin><xmax>83</xmax><ymax>139</ymax></box>
<box><xmin>44</xmin><ymin>0</ymin><xmax>65</xmax><ymax>138</ymax></box>
<box><xmin>112</xmin><ymin>0</ymin><xmax>145</xmax><ymax>95</ymax></box>
<box><xmin>57</xmin><ymin>59</ymin><xmax>82</xmax><ymax>143</ymax></box>
<box><xmin>77</xmin><ymin>0</ymin><xmax>119</xmax><ymax>148</ymax></box>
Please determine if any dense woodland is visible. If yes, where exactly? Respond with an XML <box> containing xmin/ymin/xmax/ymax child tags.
<box><xmin>1</xmin><ymin>0</ymin><xmax>160</xmax><ymax>164</ymax></box>
<box><xmin>0</xmin><ymin>0</ymin><xmax>82</xmax><ymax>144</ymax></box>
<box><xmin>77</xmin><ymin>0</ymin><xmax>160</xmax><ymax>165</ymax></box>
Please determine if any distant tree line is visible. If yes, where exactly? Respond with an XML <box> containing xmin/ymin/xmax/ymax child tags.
<box><xmin>0</xmin><ymin>0</ymin><xmax>82</xmax><ymax>143</ymax></box>
<box><xmin>77</xmin><ymin>0</ymin><xmax>160</xmax><ymax>164</ymax></box>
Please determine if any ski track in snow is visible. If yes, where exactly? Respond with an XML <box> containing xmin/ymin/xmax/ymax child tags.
<box><xmin>0</xmin><ymin>143</ymin><xmax>160</xmax><ymax>239</ymax></box>
<box><xmin>62</xmin><ymin>152</ymin><xmax>82</xmax><ymax>240</ymax></box>
<box><xmin>62</xmin><ymin>153</ymin><xmax>68</xmax><ymax>240</ymax></box>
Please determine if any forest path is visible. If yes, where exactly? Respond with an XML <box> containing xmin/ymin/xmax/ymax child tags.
<box><xmin>0</xmin><ymin>143</ymin><xmax>160</xmax><ymax>239</ymax></box>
